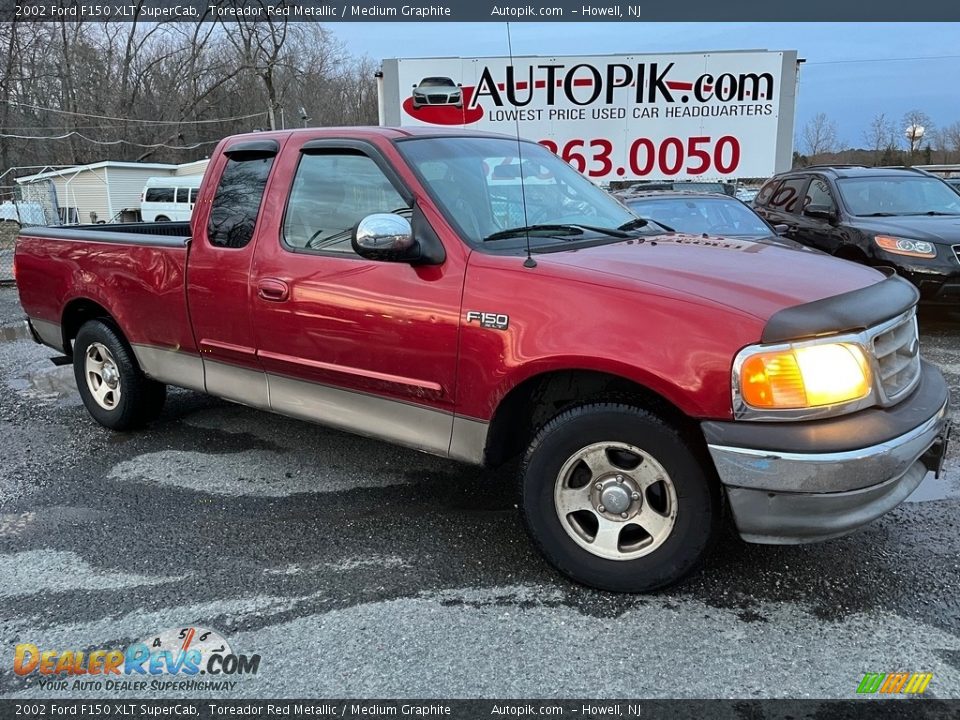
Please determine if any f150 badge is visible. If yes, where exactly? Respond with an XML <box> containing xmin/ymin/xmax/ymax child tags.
<box><xmin>466</xmin><ymin>311</ymin><xmax>509</xmax><ymax>330</ymax></box>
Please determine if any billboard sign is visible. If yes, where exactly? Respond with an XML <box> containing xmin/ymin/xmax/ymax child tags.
<box><xmin>380</xmin><ymin>51</ymin><xmax>799</xmax><ymax>181</ymax></box>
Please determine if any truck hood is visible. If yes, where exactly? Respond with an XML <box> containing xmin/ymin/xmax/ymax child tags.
<box><xmin>852</xmin><ymin>215</ymin><xmax>960</xmax><ymax>244</ymax></box>
<box><xmin>539</xmin><ymin>234</ymin><xmax>886</xmax><ymax>322</ymax></box>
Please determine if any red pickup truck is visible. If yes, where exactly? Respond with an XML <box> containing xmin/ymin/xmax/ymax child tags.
<box><xmin>15</xmin><ymin>128</ymin><xmax>950</xmax><ymax>592</ymax></box>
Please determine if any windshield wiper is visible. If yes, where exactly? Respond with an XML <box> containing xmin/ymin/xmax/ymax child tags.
<box><xmin>575</xmin><ymin>224</ymin><xmax>630</xmax><ymax>238</ymax></box>
<box><xmin>619</xmin><ymin>217</ymin><xmax>674</xmax><ymax>232</ymax></box>
<box><xmin>482</xmin><ymin>223</ymin><xmax>628</xmax><ymax>243</ymax></box>
<box><xmin>861</xmin><ymin>211</ymin><xmax>959</xmax><ymax>217</ymax></box>
<box><xmin>482</xmin><ymin>224</ymin><xmax>583</xmax><ymax>242</ymax></box>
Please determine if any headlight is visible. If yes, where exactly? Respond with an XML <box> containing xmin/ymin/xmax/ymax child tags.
<box><xmin>874</xmin><ymin>235</ymin><xmax>936</xmax><ymax>258</ymax></box>
<box><xmin>737</xmin><ymin>342</ymin><xmax>871</xmax><ymax>410</ymax></box>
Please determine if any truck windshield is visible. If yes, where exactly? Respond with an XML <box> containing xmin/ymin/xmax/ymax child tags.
<box><xmin>396</xmin><ymin>136</ymin><xmax>641</xmax><ymax>250</ymax></box>
<box><xmin>836</xmin><ymin>176</ymin><xmax>960</xmax><ymax>216</ymax></box>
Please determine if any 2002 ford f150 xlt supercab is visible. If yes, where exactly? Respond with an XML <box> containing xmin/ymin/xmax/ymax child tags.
<box><xmin>15</xmin><ymin>128</ymin><xmax>950</xmax><ymax>592</ymax></box>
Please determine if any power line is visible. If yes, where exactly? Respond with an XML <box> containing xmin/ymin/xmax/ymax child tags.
<box><xmin>806</xmin><ymin>54</ymin><xmax>960</xmax><ymax>65</ymax></box>
<box><xmin>0</xmin><ymin>130</ymin><xmax>220</xmax><ymax>150</ymax></box>
<box><xmin>0</xmin><ymin>99</ymin><xmax>266</xmax><ymax>125</ymax></box>
<box><xmin>1</xmin><ymin>125</ymin><xmax>210</xmax><ymax>130</ymax></box>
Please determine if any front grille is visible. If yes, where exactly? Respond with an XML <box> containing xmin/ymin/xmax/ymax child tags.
<box><xmin>427</xmin><ymin>94</ymin><xmax>448</xmax><ymax>104</ymax></box>
<box><xmin>871</xmin><ymin>310</ymin><xmax>921</xmax><ymax>403</ymax></box>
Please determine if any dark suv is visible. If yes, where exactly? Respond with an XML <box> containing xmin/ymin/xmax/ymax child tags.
<box><xmin>753</xmin><ymin>166</ymin><xmax>960</xmax><ymax>303</ymax></box>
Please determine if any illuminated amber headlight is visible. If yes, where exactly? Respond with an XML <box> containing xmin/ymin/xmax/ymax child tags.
<box><xmin>738</xmin><ymin>342</ymin><xmax>872</xmax><ymax>410</ymax></box>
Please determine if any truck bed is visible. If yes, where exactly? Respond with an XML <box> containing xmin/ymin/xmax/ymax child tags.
<box><xmin>28</xmin><ymin>221</ymin><xmax>191</xmax><ymax>245</ymax></box>
<box><xmin>15</xmin><ymin>222</ymin><xmax>196</xmax><ymax>357</ymax></box>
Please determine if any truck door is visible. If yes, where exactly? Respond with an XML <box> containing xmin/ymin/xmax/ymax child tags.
<box><xmin>186</xmin><ymin>139</ymin><xmax>280</xmax><ymax>409</ymax></box>
<box><xmin>249</xmin><ymin>137</ymin><xmax>466</xmax><ymax>457</ymax></box>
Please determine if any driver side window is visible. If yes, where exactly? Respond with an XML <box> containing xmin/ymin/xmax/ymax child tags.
<box><xmin>283</xmin><ymin>151</ymin><xmax>408</xmax><ymax>254</ymax></box>
<box><xmin>804</xmin><ymin>177</ymin><xmax>836</xmax><ymax>212</ymax></box>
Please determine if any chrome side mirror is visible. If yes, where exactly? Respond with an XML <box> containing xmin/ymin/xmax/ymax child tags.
<box><xmin>352</xmin><ymin>213</ymin><xmax>418</xmax><ymax>262</ymax></box>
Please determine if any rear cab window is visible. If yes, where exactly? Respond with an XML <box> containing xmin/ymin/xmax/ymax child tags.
<box><xmin>207</xmin><ymin>155</ymin><xmax>275</xmax><ymax>249</ymax></box>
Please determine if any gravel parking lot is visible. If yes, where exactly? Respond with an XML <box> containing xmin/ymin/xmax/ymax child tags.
<box><xmin>1</xmin><ymin>284</ymin><xmax>959</xmax><ymax>700</ymax></box>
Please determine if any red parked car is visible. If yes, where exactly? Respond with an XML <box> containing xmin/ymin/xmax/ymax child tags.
<box><xmin>14</xmin><ymin>128</ymin><xmax>950</xmax><ymax>592</ymax></box>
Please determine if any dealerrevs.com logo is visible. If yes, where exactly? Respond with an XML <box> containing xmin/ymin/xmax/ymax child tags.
<box><xmin>13</xmin><ymin>626</ymin><xmax>260</xmax><ymax>692</ymax></box>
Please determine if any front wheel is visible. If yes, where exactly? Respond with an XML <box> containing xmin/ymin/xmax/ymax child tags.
<box><xmin>73</xmin><ymin>320</ymin><xmax>166</xmax><ymax>430</ymax></box>
<box><xmin>520</xmin><ymin>403</ymin><xmax>719</xmax><ymax>592</ymax></box>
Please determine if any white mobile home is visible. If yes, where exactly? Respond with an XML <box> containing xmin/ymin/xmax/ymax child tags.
<box><xmin>16</xmin><ymin>159</ymin><xmax>208</xmax><ymax>224</ymax></box>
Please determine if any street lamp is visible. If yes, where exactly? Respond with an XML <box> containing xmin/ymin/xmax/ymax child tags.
<box><xmin>905</xmin><ymin>124</ymin><xmax>925</xmax><ymax>153</ymax></box>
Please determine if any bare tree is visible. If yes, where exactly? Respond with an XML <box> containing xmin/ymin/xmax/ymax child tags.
<box><xmin>0</xmin><ymin>19</ymin><xmax>23</xmax><ymax>174</ymax></box>
<box><xmin>903</xmin><ymin>109</ymin><xmax>934</xmax><ymax>152</ymax></box>
<box><xmin>928</xmin><ymin>129</ymin><xmax>950</xmax><ymax>163</ymax></box>
<box><xmin>942</xmin><ymin>121</ymin><xmax>960</xmax><ymax>153</ymax></box>
<box><xmin>0</xmin><ymin>19</ymin><xmax>377</xmax><ymax>181</ymax></box>
<box><xmin>802</xmin><ymin>112</ymin><xmax>839</xmax><ymax>157</ymax></box>
<box><xmin>863</xmin><ymin>113</ymin><xmax>897</xmax><ymax>159</ymax></box>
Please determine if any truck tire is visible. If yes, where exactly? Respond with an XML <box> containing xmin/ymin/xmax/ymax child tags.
<box><xmin>73</xmin><ymin>320</ymin><xmax>166</xmax><ymax>431</ymax></box>
<box><xmin>155</xmin><ymin>215</ymin><xmax>170</xmax><ymax>222</ymax></box>
<box><xmin>520</xmin><ymin>403</ymin><xmax>719</xmax><ymax>592</ymax></box>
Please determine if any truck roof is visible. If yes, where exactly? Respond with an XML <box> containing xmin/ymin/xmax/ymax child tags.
<box><xmin>223</xmin><ymin>126</ymin><xmax>520</xmax><ymax>144</ymax></box>
<box><xmin>784</xmin><ymin>165</ymin><xmax>937</xmax><ymax>179</ymax></box>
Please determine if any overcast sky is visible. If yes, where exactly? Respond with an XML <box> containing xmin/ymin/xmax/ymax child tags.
<box><xmin>334</xmin><ymin>22</ymin><xmax>960</xmax><ymax>149</ymax></box>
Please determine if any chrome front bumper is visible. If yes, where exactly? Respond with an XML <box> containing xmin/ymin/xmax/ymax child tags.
<box><xmin>704</xmin><ymin>361</ymin><xmax>950</xmax><ymax>544</ymax></box>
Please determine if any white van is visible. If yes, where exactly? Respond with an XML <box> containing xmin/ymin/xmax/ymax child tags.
<box><xmin>140</xmin><ymin>176</ymin><xmax>203</xmax><ymax>222</ymax></box>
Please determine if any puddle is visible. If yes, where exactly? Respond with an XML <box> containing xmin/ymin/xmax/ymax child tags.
<box><xmin>4</xmin><ymin>350</ymin><xmax>79</xmax><ymax>402</ymax></box>
<box><xmin>905</xmin><ymin>470</ymin><xmax>960</xmax><ymax>503</ymax></box>
<box><xmin>0</xmin><ymin>321</ymin><xmax>30</xmax><ymax>343</ymax></box>
<box><xmin>18</xmin><ymin>366</ymin><xmax>76</xmax><ymax>395</ymax></box>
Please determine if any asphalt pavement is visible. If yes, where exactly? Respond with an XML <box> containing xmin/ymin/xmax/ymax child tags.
<box><xmin>1</xmin><ymin>285</ymin><xmax>959</xmax><ymax>700</ymax></box>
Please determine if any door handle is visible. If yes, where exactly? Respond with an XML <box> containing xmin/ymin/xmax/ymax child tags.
<box><xmin>257</xmin><ymin>278</ymin><xmax>289</xmax><ymax>302</ymax></box>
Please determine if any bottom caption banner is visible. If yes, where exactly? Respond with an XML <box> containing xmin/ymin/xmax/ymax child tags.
<box><xmin>4</xmin><ymin>700</ymin><xmax>960</xmax><ymax>719</ymax></box>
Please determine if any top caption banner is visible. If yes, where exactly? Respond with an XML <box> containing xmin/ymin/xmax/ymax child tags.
<box><xmin>5</xmin><ymin>0</ymin><xmax>960</xmax><ymax>21</ymax></box>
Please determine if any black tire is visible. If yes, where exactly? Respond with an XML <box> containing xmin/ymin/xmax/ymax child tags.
<box><xmin>520</xmin><ymin>403</ymin><xmax>719</xmax><ymax>592</ymax></box>
<box><xmin>155</xmin><ymin>215</ymin><xmax>170</xmax><ymax>222</ymax></box>
<box><xmin>73</xmin><ymin>319</ymin><xmax>166</xmax><ymax>431</ymax></box>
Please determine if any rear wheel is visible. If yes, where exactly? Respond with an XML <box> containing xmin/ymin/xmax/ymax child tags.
<box><xmin>73</xmin><ymin>320</ymin><xmax>166</xmax><ymax>430</ymax></box>
<box><xmin>155</xmin><ymin>215</ymin><xmax>170</xmax><ymax>222</ymax></box>
<box><xmin>520</xmin><ymin>403</ymin><xmax>719</xmax><ymax>592</ymax></box>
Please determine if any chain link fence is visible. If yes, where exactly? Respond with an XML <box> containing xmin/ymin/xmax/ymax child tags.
<box><xmin>0</xmin><ymin>180</ymin><xmax>60</xmax><ymax>285</ymax></box>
